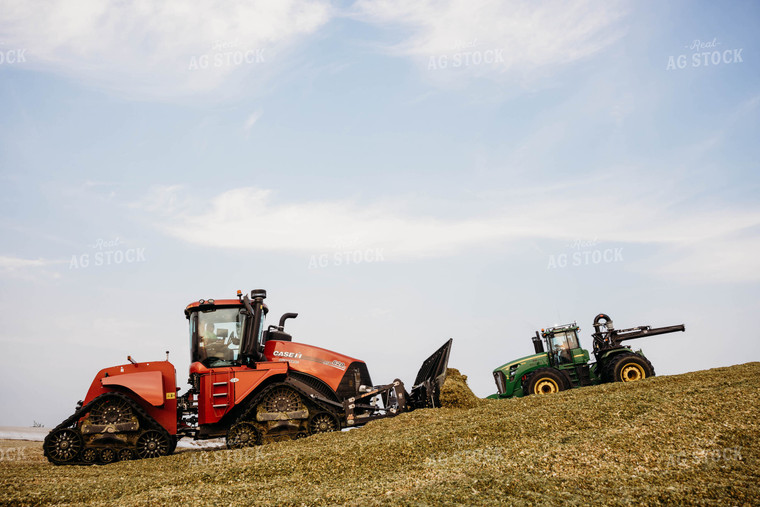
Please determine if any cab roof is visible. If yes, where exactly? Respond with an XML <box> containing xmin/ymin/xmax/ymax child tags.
<box><xmin>184</xmin><ymin>299</ymin><xmax>243</xmax><ymax>317</ymax></box>
<box><xmin>542</xmin><ymin>323</ymin><xmax>579</xmax><ymax>337</ymax></box>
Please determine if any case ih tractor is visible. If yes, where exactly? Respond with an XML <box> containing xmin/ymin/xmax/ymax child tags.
<box><xmin>43</xmin><ymin>289</ymin><xmax>452</xmax><ymax>465</ymax></box>
<box><xmin>488</xmin><ymin>313</ymin><xmax>684</xmax><ymax>399</ymax></box>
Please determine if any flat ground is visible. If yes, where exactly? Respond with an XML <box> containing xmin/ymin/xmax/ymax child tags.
<box><xmin>0</xmin><ymin>363</ymin><xmax>758</xmax><ymax>506</ymax></box>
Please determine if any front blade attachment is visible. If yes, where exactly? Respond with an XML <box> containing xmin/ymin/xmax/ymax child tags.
<box><xmin>408</xmin><ymin>338</ymin><xmax>453</xmax><ymax>409</ymax></box>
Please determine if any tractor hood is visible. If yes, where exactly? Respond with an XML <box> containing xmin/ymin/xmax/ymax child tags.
<box><xmin>490</xmin><ymin>352</ymin><xmax>550</xmax><ymax>398</ymax></box>
<box><xmin>493</xmin><ymin>352</ymin><xmax>545</xmax><ymax>373</ymax></box>
<box><xmin>263</xmin><ymin>340</ymin><xmax>368</xmax><ymax>392</ymax></box>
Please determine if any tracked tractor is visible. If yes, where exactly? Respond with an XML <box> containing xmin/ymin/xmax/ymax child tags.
<box><xmin>44</xmin><ymin>289</ymin><xmax>453</xmax><ymax>465</ymax></box>
<box><xmin>488</xmin><ymin>313</ymin><xmax>684</xmax><ymax>399</ymax></box>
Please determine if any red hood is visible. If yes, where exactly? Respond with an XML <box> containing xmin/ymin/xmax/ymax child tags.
<box><xmin>263</xmin><ymin>340</ymin><xmax>363</xmax><ymax>391</ymax></box>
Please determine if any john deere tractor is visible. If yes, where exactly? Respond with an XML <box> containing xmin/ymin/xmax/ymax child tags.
<box><xmin>488</xmin><ymin>313</ymin><xmax>684</xmax><ymax>399</ymax></box>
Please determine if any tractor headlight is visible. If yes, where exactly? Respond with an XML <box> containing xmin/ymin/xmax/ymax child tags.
<box><xmin>508</xmin><ymin>364</ymin><xmax>519</xmax><ymax>380</ymax></box>
<box><xmin>493</xmin><ymin>371</ymin><xmax>506</xmax><ymax>394</ymax></box>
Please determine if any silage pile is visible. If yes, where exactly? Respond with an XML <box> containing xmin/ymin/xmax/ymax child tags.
<box><xmin>1</xmin><ymin>362</ymin><xmax>758</xmax><ymax>506</ymax></box>
<box><xmin>439</xmin><ymin>367</ymin><xmax>481</xmax><ymax>409</ymax></box>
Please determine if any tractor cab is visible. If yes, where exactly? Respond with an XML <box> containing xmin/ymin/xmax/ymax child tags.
<box><xmin>185</xmin><ymin>290</ymin><xmax>273</xmax><ymax>368</ymax></box>
<box><xmin>187</xmin><ymin>301</ymin><xmax>254</xmax><ymax>368</ymax></box>
<box><xmin>541</xmin><ymin>324</ymin><xmax>587</xmax><ymax>367</ymax></box>
<box><xmin>186</xmin><ymin>289</ymin><xmax>301</xmax><ymax>369</ymax></box>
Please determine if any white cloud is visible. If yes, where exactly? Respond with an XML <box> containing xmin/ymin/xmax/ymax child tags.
<box><xmin>137</xmin><ymin>183</ymin><xmax>760</xmax><ymax>283</ymax></box>
<box><xmin>649</xmin><ymin>234</ymin><xmax>760</xmax><ymax>284</ymax></box>
<box><xmin>0</xmin><ymin>255</ymin><xmax>64</xmax><ymax>281</ymax></box>
<box><xmin>0</xmin><ymin>256</ymin><xmax>50</xmax><ymax>270</ymax></box>
<box><xmin>353</xmin><ymin>0</ymin><xmax>627</xmax><ymax>84</ymax></box>
<box><xmin>244</xmin><ymin>111</ymin><xmax>263</xmax><ymax>131</ymax></box>
<box><xmin>0</xmin><ymin>0</ymin><xmax>332</xmax><ymax>99</ymax></box>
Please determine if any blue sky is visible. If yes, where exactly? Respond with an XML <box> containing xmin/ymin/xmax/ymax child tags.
<box><xmin>0</xmin><ymin>0</ymin><xmax>758</xmax><ymax>427</ymax></box>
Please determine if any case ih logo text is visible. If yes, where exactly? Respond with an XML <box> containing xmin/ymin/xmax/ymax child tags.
<box><xmin>273</xmin><ymin>350</ymin><xmax>303</xmax><ymax>359</ymax></box>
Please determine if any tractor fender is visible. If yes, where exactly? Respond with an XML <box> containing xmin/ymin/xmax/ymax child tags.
<box><xmin>499</xmin><ymin>363</ymin><xmax>538</xmax><ymax>398</ymax></box>
<box><xmin>231</xmin><ymin>363</ymin><xmax>289</xmax><ymax>406</ymax></box>
<box><xmin>101</xmin><ymin>370</ymin><xmax>165</xmax><ymax>407</ymax></box>
<box><xmin>493</xmin><ymin>353</ymin><xmax>550</xmax><ymax>398</ymax></box>
<box><xmin>284</xmin><ymin>372</ymin><xmax>340</xmax><ymax>403</ymax></box>
<box><xmin>597</xmin><ymin>346</ymin><xmax>637</xmax><ymax>363</ymax></box>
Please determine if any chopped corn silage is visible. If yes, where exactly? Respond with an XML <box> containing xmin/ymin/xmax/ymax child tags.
<box><xmin>1</xmin><ymin>363</ymin><xmax>758</xmax><ymax>506</ymax></box>
<box><xmin>439</xmin><ymin>368</ymin><xmax>481</xmax><ymax>409</ymax></box>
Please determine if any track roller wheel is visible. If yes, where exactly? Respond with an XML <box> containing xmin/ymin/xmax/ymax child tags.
<box><xmin>309</xmin><ymin>412</ymin><xmax>339</xmax><ymax>435</ymax></box>
<box><xmin>261</xmin><ymin>386</ymin><xmax>304</xmax><ymax>413</ymax></box>
<box><xmin>81</xmin><ymin>448</ymin><xmax>98</xmax><ymax>464</ymax></box>
<box><xmin>227</xmin><ymin>422</ymin><xmax>261</xmax><ymax>449</ymax></box>
<box><xmin>99</xmin><ymin>447</ymin><xmax>117</xmax><ymax>464</ymax></box>
<box><xmin>524</xmin><ymin>368</ymin><xmax>570</xmax><ymax>396</ymax></box>
<box><xmin>44</xmin><ymin>428</ymin><xmax>83</xmax><ymax>465</ymax></box>
<box><xmin>136</xmin><ymin>430</ymin><xmax>170</xmax><ymax>459</ymax></box>
<box><xmin>88</xmin><ymin>397</ymin><xmax>134</xmax><ymax>425</ymax></box>
<box><xmin>118</xmin><ymin>448</ymin><xmax>134</xmax><ymax>462</ymax></box>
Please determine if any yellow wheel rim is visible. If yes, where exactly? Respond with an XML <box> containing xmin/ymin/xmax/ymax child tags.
<box><xmin>534</xmin><ymin>378</ymin><xmax>559</xmax><ymax>394</ymax></box>
<box><xmin>620</xmin><ymin>363</ymin><xmax>645</xmax><ymax>382</ymax></box>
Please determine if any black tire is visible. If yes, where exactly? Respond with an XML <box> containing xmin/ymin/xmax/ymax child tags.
<box><xmin>524</xmin><ymin>368</ymin><xmax>571</xmax><ymax>396</ymax></box>
<box><xmin>167</xmin><ymin>435</ymin><xmax>178</xmax><ymax>455</ymax></box>
<box><xmin>81</xmin><ymin>448</ymin><xmax>98</xmax><ymax>464</ymax></box>
<box><xmin>226</xmin><ymin>422</ymin><xmax>261</xmax><ymax>449</ymax></box>
<box><xmin>308</xmin><ymin>411</ymin><xmax>339</xmax><ymax>435</ymax></box>
<box><xmin>261</xmin><ymin>386</ymin><xmax>305</xmax><ymax>413</ymax></box>
<box><xmin>135</xmin><ymin>430</ymin><xmax>170</xmax><ymax>459</ymax></box>
<box><xmin>99</xmin><ymin>447</ymin><xmax>117</xmax><ymax>464</ymax></box>
<box><xmin>604</xmin><ymin>353</ymin><xmax>655</xmax><ymax>383</ymax></box>
<box><xmin>43</xmin><ymin>428</ymin><xmax>83</xmax><ymax>465</ymax></box>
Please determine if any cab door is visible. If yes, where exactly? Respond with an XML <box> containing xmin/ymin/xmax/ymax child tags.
<box><xmin>198</xmin><ymin>368</ymin><xmax>235</xmax><ymax>425</ymax></box>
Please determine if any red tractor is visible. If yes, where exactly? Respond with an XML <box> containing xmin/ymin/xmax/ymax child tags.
<box><xmin>43</xmin><ymin>289</ymin><xmax>452</xmax><ymax>465</ymax></box>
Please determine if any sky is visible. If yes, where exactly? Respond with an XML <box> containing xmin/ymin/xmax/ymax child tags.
<box><xmin>0</xmin><ymin>0</ymin><xmax>758</xmax><ymax>427</ymax></box>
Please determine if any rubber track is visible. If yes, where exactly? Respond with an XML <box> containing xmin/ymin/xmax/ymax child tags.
<box><xmin>234</xmin><ymin>381</ymin><xmax>342</xmax><ymax>435</ymax></box>
<box><xmin>44</xmin><ymin>392</ymin><xmax>173</xmax><ymax>466</ymax></box>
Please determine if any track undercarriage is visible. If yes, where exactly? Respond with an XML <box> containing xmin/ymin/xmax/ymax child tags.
<box><xmin>43</xmin><ymin>393</ymin><xmax>175</xmax><ymax>466</ymax></box>
<box><xmin>226</xmin><ymin>383</ymin><xmax>343</xmax><ymax>448</ymax></box>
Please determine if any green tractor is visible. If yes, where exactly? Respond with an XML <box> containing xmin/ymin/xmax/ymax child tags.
<box><xmin>488</xmin><ymin>313</ymin><xmax>685</xmax><ymax>399</ymax></box>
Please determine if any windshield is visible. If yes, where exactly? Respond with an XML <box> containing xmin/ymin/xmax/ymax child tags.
<box><xmin>190</xmin><ymin>307</ymin><xmax>247</xmax><ymax>367</ymax></box>
<box><xmin>548</xmin><ymin>330</ymin><xmax>580</xmax><ymax>364</ymax></box>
